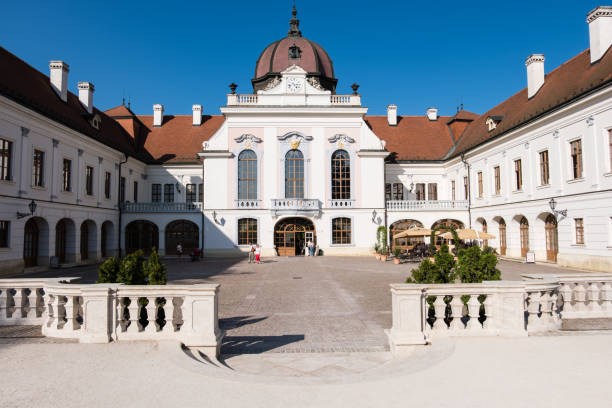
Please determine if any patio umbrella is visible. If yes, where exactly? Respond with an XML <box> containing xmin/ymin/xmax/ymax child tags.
<box><xmin>439</xmin><ymin>229</ymin><xmax>496</xmax><ymax>240</ymax></box>
<box><xmin>393</xmin><ymin>226</ymin><xmax>433</xmax><ymax>239</ymax></box>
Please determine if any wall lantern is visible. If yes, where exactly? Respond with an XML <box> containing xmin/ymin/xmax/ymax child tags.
<box><xmin>371</xmin><ymin>209</ymin><xmax>377</xmax><ymax>223</ymax></box>
<box><xmin>175</xmin><ymin>182</ymin><xmax>181</xmax><ymax>193</ymax></box>
<box><xmin>549</xmin><ymin>197</ymin><xmax>567</xmax><ymax>218</ymax></box>
<box><xmin>17</xmin><ymin>200</ymin><xmax>37</xmax><ymax>219</ymax></box>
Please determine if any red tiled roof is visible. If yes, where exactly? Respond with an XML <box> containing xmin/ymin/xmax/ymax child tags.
<box><xmin>0</xmin><ymin>46</ymin><xmax>152</xmax><ymax>163</ymax></box>
<box><xmin>135</xmin><ymin>115</ymin><xmax>225</xmax><ymax>164</ymax></box>
<box><xmin>452</xmin><ymin>48</ymin><xmax>612</xmax><ymax>156</ymax></box>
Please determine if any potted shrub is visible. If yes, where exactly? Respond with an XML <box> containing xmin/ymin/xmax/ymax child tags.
<box><xmin>374</xmin><ymin>243</ymin><xmax>381</xmax><ymax>260</ymax></box>
<box><xmin>393</xmin><ymin>247</ymin><xmax>402</xmax><ymax>264</ymax></box>
<box><xmin>377</xmin><ymin>226</ymin><xmax>388</xmax><ymax>262</ymax></box>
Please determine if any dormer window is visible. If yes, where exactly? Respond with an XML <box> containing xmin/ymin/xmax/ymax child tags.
<box><xmin>485</xmin><ymin>115</ymin><xmax>504</xmax><ymax>132</ymax></box>
<box><xmin>289</xmin><ymin>44</ymin><xmax>301</xmax><ymax>59</ymax></box>
<box><xmin>91</xmin><ymin>114</ymin><xmax>101</xmax><ymax>130</ymax></box>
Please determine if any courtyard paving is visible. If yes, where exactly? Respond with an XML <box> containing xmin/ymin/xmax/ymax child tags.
<box><xmin>5</xmin><ymin>256</ymin><xmax>593</xmax><ymax>353</ymax></box>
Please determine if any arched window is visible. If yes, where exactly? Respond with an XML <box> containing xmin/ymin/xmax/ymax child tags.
<box><xmin>238</xmin><ymin>218</ymin><xmax>258</xmax><ymax>245</ymax></box>
<box><xmin>285</xmin><ymin>150</ymin><xmax>304</xmax><ymax>198</ymax></box>
<box><xmin>238</xmin><ymin>150</ymin><xmax>257</xmax><ymax>200</ymax></box>
<box><xmin>332</xmin><ymin>217</ymin><xmax>351</xmax><ymax>245</ymax></box>
<box><xmin>331</xmin><ymin>150</ymin><xmax>350</xmax><ymax>199</ymax></box>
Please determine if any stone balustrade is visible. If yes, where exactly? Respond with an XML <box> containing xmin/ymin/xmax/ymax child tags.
<box><xmin>121</xmin><ymin>202</ymin><xmax>203</xmax><ymax>213</ymax></box>
<box><xmin>386</xmin><ymin>200</ymin><xmax>469</xmax><ymax>211</ymax></box>
<box><xmin>1</xmin><ymin>279</ymin><xmax>223</xmax><ymax>357</ymax></box>
<box><xmin>270</xmin><ymin>198</ymin><xmax>321</xmax><ymax>217</ymax></box>
<box><xmin>235</xmin><ymin>199</ymin><xmax>261</xmax><ymax>209</ymax></box>
<box><xmin>330</xmin><ymin>95</ymin><xmax>361</xmax><ymax>105</ymax></box>
<box><xmin>327</xmin><ymin>199</ymin><xmax>354</xmax><ymax>208</ymax></box>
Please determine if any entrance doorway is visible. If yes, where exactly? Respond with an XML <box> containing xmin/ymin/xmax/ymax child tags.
<box><xmin>23</xmin><ymin>218</ymin><xmax>39</xmax><ymax>267</ymax></box>
<box><xmin>545</xmin><ymin>214</ymin><xmax>558</xmax><ymax>262</ymax></box>
<box><xmin>165</xmin><ymin>220</ymin><xmax>199</xmax><ymax>255</ymax></box>
<box><xmin>519</xmin><ymin>217</ymin><xmax>529</xmax><ymax>258</ymax></box>
<box><xmin>274</xmin><ymin>217</ymin><xmax>315</xmax><ymax>256</ymax></box>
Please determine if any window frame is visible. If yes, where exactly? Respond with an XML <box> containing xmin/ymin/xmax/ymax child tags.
<box><xmin>427</xmin><ymin>183</ymin><xmax>438</xmax><ymax>201</ymax></box>
<box><xmin>104</xmin><ymin>171</ymin><xmax>111</xmax><ymax>199</ymax></box>
<box><xmin>284</xmin><ymin>149</ymin><xmax>304</xmax><ymax>199</ymax></box>
<box><xmin>198</xmin><ymin>183</ymin><xmax>203</xmax><ymax>203</ymax></box>
<box><xmin>0</xmin><ymin>220</ymin><xmax>9</xmax><ymax>248</ymax></box>
<box><xmin>133</xmin><ymin>181</ymin><xmax>138</xmax><ymax>203</ymax></box>
<box><xmin>415</xmin><ymin>183</ymin><xmax>426</xmax><ymax>201</ymax></box>
<box><xmin>0</xmin><ymin>138</ymin><xmax>13</xmax><ymax>181</ymax></box>
<box><xmin>331</xmin><ymin>217</ymin><xmax>352</xmax><ymax>245</ymax></box>
<box><xmin>570</xmin><ymin>139</ymin><xmax>583</xmax><ymax>179</ymax></box>
<box><xmin>85</xmin><ymin>165</ymin><xmax>94</xmax><ymax>196</ymax></box>
<box><xmin>32</xmin><ymin>148</ymin><xmax>45</xmax><ymax>187</ymax></box>
<box><xmin>186</xmin><ymin>183</ymin><xmax>197</xmax><ymax>203</ymax></box>
<box><xmin>539</xmin><ymin>150</ymin><xmax>550</xmax><ymax>186</ymax></box>
<box><xmin>62</xmin><ymin>158</ymin><xmax>72</xmax><ymax>192</ymax></box>
<box><xmin>151</xmin><ymin>183</ymin><xmax>161</xmax><ymax>202</ymax></box>
<box><xmin>163</xmin><ymin>183</ymin><xmax>174</xmax><ymax>203</ymax></box>
<box><xmin>119</xmin><ymin>176</ymin><xmax>126</xmax><ymax>203</ymax></box>
<box><xmin>238</xmin><ymin>149</ymin><xmax>258</xmax><ymax>200</ymax></box>
<box><xmin>237</xmin><ymin>218</ymin><xmax>258</xmax><ymax>246</ymax></box>
<box><xmin>575</xmin><ymin>218</ymin><xmax>585</xmax><ymax>245</ymax></box>
<box><xmin>514</xmin><ymin>159</ymin><xmax>523</xmax><ymax>191</ymax></box>
<box><xmin>451</xmin><ymin>180</ymin><xmax>456</xmax><ymax>201</ymax></box>
<box><xmin>493</xmin><ymin>166</ymin><xmax>501</xmax><ymax>195</ymax></box>
<box><xmin>477</xmin><ymin>171</ymin><xmax>483</xmax><ymax>198</ymax></box>
<box><xmin>331</xmin><ymin>149</ymin><xmax>351</xmax><ymax>200</ymax></box>
<box><xmin>463</xmin><ymin>176</ymin><xmax>469</xmax><ymax>200</ymax></box>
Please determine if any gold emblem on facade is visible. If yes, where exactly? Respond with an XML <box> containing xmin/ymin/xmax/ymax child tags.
<box><xmin>245</xmin><ymin>140</ymin><xmax>252</xmax><ymax>149</ymax></box>
<box><xmin>338</xmin><ymin>141</ymin><xmax>345</xmax><ymax>148</ymax></box>
<box><xmin>291</xmin><ymin>139</ymin><xmax>300</xmax><ymax>149</ymax></box>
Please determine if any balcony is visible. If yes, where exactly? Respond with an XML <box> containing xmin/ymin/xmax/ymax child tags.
<box><xmin>226</xmin><ymin>93</ymin><xmax>361</xmax><ymax>107</ymax></box>
<box><xmin>270</xmin><ymin>198</ymin><xmax>321</xmax><ymax>217</ymax></box>
<box><xmin>121</xmin><ymin>202</ymin><xmax>203</xmax><ymax>213</ymax></box>
<box><xmin>235</xmin><ymin>199</ymin><xmax>261</xmax><ymax>209</ymax></box>
<box><xmin>327</xmin><ymin>199</ymin><xmax>355</xmax><ymax>208</ymax></box>
<box><xmin>386</xmin><ymin>200</ymin><xmax>469</xmax><ymax>211</ymax></box>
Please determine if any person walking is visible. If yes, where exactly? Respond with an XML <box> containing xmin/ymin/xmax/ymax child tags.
<box><xmin>176</xmin><ymin>243</ymin><xmax>183</xmax><ymax>260</ymax></box>
<box><xmin>254</xmin><ymin>243</ymin><xmax>262</xmax><ymax>264</ymax></box>
<box><xmin>248</xmin><ymin>242</ymin><xmax>256</xmax><ymax>263</ymax></box>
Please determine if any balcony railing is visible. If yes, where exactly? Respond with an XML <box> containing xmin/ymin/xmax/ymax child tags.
<box><xmin>235</xmin><ymin>199</ymin><xmax>261</xmax><ymax>209</ymax></box>
<box><xmin>227</xmin><ymin>93</ymin><xmax>361</xmax><ymax>106</ymax></box>
<box><xmin>328</xmin><ymin>199</ymin><xmax>355</xmax><ymax>208</ymax></box>
<box><xmin>121</xmin><ymin>202</ymin><xmax>203</xmax><ymax>213</ymax></box>
<box><xmin>270</xmin><ymin>198</ymin><xmax>321</xmax><ymax>217</ymax></box>
<box><xmin>386</xmin><ymin>200</ymin><xmax>469</xmax><ymax>211</ymax></box>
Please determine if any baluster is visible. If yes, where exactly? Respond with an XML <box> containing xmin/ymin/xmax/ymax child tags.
<box><xmin>163</xmin><ymin>297</ymin><xmax>175</xmax><ymax>333</ymax></box>
<box><xmin>13</xmin><ymin>288</ymin><xmax>24</xmax><ymax>319</ymax></box>
<box><xmin>550</xmin><ymin>291</ymin><xmax>560</xmax><ymax>323</ymax></box>
<box><xmin>559</xmin><ymin>283</ymin><xmax>574</xmax><ymax>315</ymax></box>
<box><xmin>539</xmin><ymin>291</ymin><xmax>553</xmax><ymax>328</ymax></box>
<box><xmin>44</xmin><ymin>294</ymin><xmax>55</xmax><ymax>328</ymax></box>
<box><xmin>64</xmin><ymin>296</ymin><xmax>76</xmax><ymax>330</ymax></box>
<box><xmin>573</xmin><ymin>283</ymin><xmax>587</xmax><ymax>313</ymax></box>
<box><xmin>56</xmin><ymin>296</ymin><xmax>66</xmax><ymax>329</ymax></box>
<box><xmin>586</xmin><ymin>282</ymin><xmax>601</xmax><ymax>314</ymax></box>
<box><xmin>27</xmin><ymin>288</ymin><xmax>40</xmax><ymax>319</ymax></box>
<box><xmin>449</xmin><ymin>296</ymin><xmax>464</xmax><ymax>330</ymax></box>
<box><xmin>483</xmin><ymin>295</ymin><xmax>493</xmax><ymax>330</ymax></box>
<box><xmin>0</xmin><ymin>289</ymin><xmax>7</xmax><ymax>320</ymax></box>
<box><xmin>466</xmin><ymin>295</ymin><xmax>482</xmax><ymax>330</ymax></box>
<box><xmin>116</xmin><ymin>297</ymin><xmax>127</xmax><ymax>333</ymax></box>
<box><xmin>127</xmin><ymin>296</ymin><xmax>141</xmax><ymax>333</ymax></box>
<box><xmin>600</xmin><ymin>282</ymin><xmax>612</xmax><ymax>316</ymax></box>
<box><xmin>527</xmin><ymin>291</ymin><xmax>541</xmax><ymax>329</ymax></box>
<box><xmin>145</xmin><ymin>297</ymin><xmax>158</xmax><ymax>334</ymax></box>
<box><xmin>432</xmin><ymin>296</ymin><xmax>447</xmax><ymax>330</ymax></box>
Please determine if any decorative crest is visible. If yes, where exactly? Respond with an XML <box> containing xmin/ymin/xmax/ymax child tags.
<box><xmin>288</xmin><ymin>2</ymin><xmax>302</xmax><ymax>37</ymax></box>
<box><xmin>234</xmin><ymin>134</ymin><xmax>262</xmax><ymax>149</ymax></box>
<box><xmin>328</xmin><ymin>134</ymin><xmax>355</xmax><ymax>146</ymax></box>
<box><xmin>290</xmin><ymin>140</ymin><xmax>300</xmax><ymax>149</ymax></box>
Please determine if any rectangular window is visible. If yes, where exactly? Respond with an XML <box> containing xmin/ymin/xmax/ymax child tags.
<box><xmin>62</xmin><ymin>159</ymin><xmax>72</xmax><ymax>191</ymax></box>
<box><xmin>164</xmin><ymin>183</ymin><xmax>174</xmax><ymax>202</ymax></box>
<box><xmin>32</xmin><ymin>149</ymin><xmax>44</xmax><ymax>187</ymax></box>
<box><xmin>514</xmin><ymin>159</ymin><xmax>522</xmax><ymax>191</ymax></box>
<box><xmin>0</xmin><ymin>138</ymin><xmax>12</xmax><ymax>181</ymax></box>
<box><xmin>392</xmin><ymin>183</ymin><xmax>403</xmax><ymax>200</ymax></box>
<box><xmin>494</xmin><ymin>166</ymin><xmax>501</xmax><ymax>195</ymax></box>
<box><xmin>415</xmin><ymin>183</ymin><xmax>426</xmax><ymax>200</ymax></box>
<box><xmin>332</xmin><ymin>217</ymin><xmax>352</xmax><ymax>245</ymax></box>
<box><xmin>463</xmin><ymin>176</ymin><xmax>468</xmax><ymax>200</ymax></box>
<box><xmin>186</xmin><ymin>183</ymin><xmax>196</xmax><ymax>202</ymax></box>
<box><xmin>539</xmin><ymin>150</ymin><xmax>549</xmax><ymax>185</ymax></box>
<box><xmin>104</xmin><ymin>172</ymin><xmax>111</xmax><ymax>199</ymax></box>
<box><xmin>151</xmin><ymin>184</ymin><xmax>161</xmax><ymax>202</ymax></box>
<box><xmin>85</xmin><ymin>166</ymin><xmax>94</xmax><ymax>195</ymax></box>
<box><xmin>237</xmin><ymin>218</ymin><xmax>258</xmax><ymax>245</ymax></box>
<box><xmin>571</xmin><ymin>140</ymin><xmax>583</xmax><ymax>179</ymax></box>
<box><xmin>477</xmin><ymin>172</ymin><xmax>483</xmax><ymax>198</ymax></box>
<box><xmin>427</xmin><ymin>183</ymin><xmax>438</xmax><ymax>200</ymax></box>
<box><xmin>0</xmin><ymin>220</ymin><xmax>9</xmax><ymax>248</ymax></box>
<box><xmin>198</xmin><ymin>183</ymin><xmax>203</xmax><ymax>202</ymax></box>
<box><xmin>119</xmin><ymin>177</ymin><xmax>126</xmax><ymax>203</ymax></box>
<box><xmin>451</xmin><ymin>180</ymin><xmax>456</xmax><ymax>201</ymax></box>
<box><xmin>133</xmin><ymin>181</ymin><xmax>138</xmax><ymax>203</ymax></box>
<box><xmin>385</xmin><ymin>183</ymin><xmax>391</xmax><ymax>201</ymax></box>
<box><xmin>575</xmin><ymin>218</ymin><xmax>584</xmax><ymax>245</ymax></box>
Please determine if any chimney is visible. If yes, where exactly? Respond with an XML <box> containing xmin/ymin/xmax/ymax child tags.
<box><xmin>192</xmin><ymin>104</ymin><xmax>202</xmax><ymax>126</ymax></box>
<box><xmin>426</xmin><ymin>107</ymin><xmax>438</xmax><ymax>121</ymax></box>
<box><xmin>49</xmin><ymin>61</ymin><xmax>69</xmax><ymax>102</ymax></box>
<box><xmin>387</xmin><ymin>104</ymin><xmax>397</xmax><ymax>126</ymax></box>
<box><xmin>153</xmin><ymin>104</ymin><xmax>164</xmax><ymax>127</ymax></box>
<box><xmin>587</xmin><ymin>6</ymin><xmax>612</xmax><ymax>63</ymax></box>
<box><xmin>78</xmin><ymin>82</ymin><xmax>95</xmax><ymax>114</ymax></box>
<box><xmin>525</xmin><ymin>54</ymin><xmax>545</xmax><ymax>99</ymax></box>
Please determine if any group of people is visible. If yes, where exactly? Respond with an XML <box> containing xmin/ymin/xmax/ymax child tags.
<box><xmin>249</xmin><ymin>243</ymin><xmax>263</xmax><ymax>264</ymax></box>
<box><xmin>304</xmin><ymin>240</ymin><xmax>316</xmax><ymax>257</ymax></box>
<box><xmin>175</xmin><ymin>243</ymin><xmax>201</xmax><ymax>261</ymax></box>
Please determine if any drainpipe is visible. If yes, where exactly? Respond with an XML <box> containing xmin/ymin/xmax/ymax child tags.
<box><xmin>383</xmin><ymin>161</ymin><xmax>388</xmax><ymax>254</ymax></box>
<box><xmin>200</xmin><ymin>156</ymin><xmax>205</xmax><ymax>258</ymax></box>
<box><xmin>460</xmin><ymin>152</ymin><xmax>472</xmax><ymax>229</ymax></box>
<box><xmin>117</xmin><ymin>153</ymin><xmax>128</xmax><ymax>258</ymax></box>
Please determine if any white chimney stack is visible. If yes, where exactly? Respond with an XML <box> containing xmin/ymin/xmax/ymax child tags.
<box><xmin>192</xmin><ymin>104</ymin><xmax>202</xmax><ymax>126</ymax></box>
<box><xmin>387</xmin><ymin>104</ymin><xmax>397</xmax><ymax>126</ymax></box>
<box><xmin>426</xmin><ymin>107</ymin><xmax>438</xmax><ymax>121</ymax></box>
<box><xmin>49</xmin><ymin>61</ymin><xmax>69</xmax><ymax>102</ymax></box>
<box><xmin>525</xmin><ymin>54</ymin><xmax>545</xmax><ymax>99</ymax></box>
<box><xmin>587</xmin><ymin>6</ymin><xmax>612</xmax><ymax>64</ymax></box>
<box><xmin>153</xmin><ymin>104</ymin><xmax>164</xmax><ymax>127</ymax></box>
<box><xmin>78</xmin><ymin>82</ymin><xmax>95</xmax><ymax>114</ymax></box>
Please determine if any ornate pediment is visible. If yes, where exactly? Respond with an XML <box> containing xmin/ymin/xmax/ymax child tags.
<box><xmin>278</xmin><ymin>132</ymin><xmax>313</xmax><ymax>150</ymax></box>
<box><xmin>328</xmin><ymin>134</ymin><xmax>355</xmax><ymax>148</ymax></box>
<box><xmin>234</xmin><ymin>134</ymin><xmax>262</xmax><ymax>149</ymax></box>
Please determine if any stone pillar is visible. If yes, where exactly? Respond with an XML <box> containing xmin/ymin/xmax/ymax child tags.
<box><xmin>180</xmin><ymin>284</ymin><xmax>224</xmax><ymax>358</ymax></box>
<box><xmin>158</xmin><ymin>228</ymin><xmax>166</xmax><ymax>256</ymax></box>
<box><xmin>385</xmin><ymin>284</ymin><xmax>427</xmax><ymax>355</ymax></box>
<box><xmin>79</xmin><ymin>285</ymin><xmax>115</xmax><ymax>343</ymax></box>
<box><xmin>486</xmin><ymin>281</ymin><xmax>529</xmax><ymax>337</ymax></box>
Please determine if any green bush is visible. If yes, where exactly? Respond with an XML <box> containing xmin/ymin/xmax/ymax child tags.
<box><xmin>376</xmin><ymin>226</ymin><xmax>388</xmax><ymax>254</ymax></box>
<box><xmin>407</xmin><ymin>259</ymin><xmax>438</xmax><ymax>283</ymax></box>
<box><xmin>392</xmin><ymin>247</ymin><xmax>402</xmax><ymax>258</ymax></box>
<box><xmin>145</xmin><ymin>248</ymin><xmax>167</xmax><ymax>285</ymax></box>
<box><xmin>407</xmin><ymin>245</ymin><xmax>456</xmax><ymax>283</ymax></box>
<box><xmin>117</xmin><ymin>250</ymin><xmax>147</xmax><ymax>285</ymax></box>
<box><xmin>97</xmin><ymin>257</ymin><xmax>120</xmax><ymax>283</ymax></box>
<box><xmin>456</xmin><ymin>246</ymin><xmax>501</xmax><ymax>283</ymax></box>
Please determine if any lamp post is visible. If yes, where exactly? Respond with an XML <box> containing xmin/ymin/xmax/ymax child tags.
<box><xmin>549</xmin><ymin>197</ymin><xmax>567</xmax><ymax>218</ymax></box>
<box><xmin>17</xmin><ymin>200</ymin><xmax>37</xmax><ymax>219</ymax></box>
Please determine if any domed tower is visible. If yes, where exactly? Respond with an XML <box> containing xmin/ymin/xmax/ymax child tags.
<box><xmin>252</xmin><ymin>5</ymin><xmax>337</xmax><ymax>93</ymax></box>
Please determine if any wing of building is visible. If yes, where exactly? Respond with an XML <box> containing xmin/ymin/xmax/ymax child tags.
<box><xmin>1</xmin><ymin>5</ymin><xmax>612</xmax><ymax>274</ymax></box>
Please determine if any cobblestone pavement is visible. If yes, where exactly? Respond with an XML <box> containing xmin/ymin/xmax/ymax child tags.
<box><xmin>3</xmin><ymin>256</ymin><xmax>594</xmax><ymax>352</ymax></box>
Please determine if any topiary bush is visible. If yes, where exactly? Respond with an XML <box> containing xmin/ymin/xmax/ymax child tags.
<box><xmin>145</xmin><ymin>247</ymin><xmax>167</xmax><ymax>285</ymax></box>
<box><xmin>97</xmin><ymin>257</ymin><xmax>120</xmax><ymax>283</ymax></box>
<box><xmin>376</xmin><ymin>226</ymin><xmax>388</xmax><ymax>254</ymax></box>
<box><xmin>456</xmin><ymin>245</ymin><xmax>501</xmax><ymax>283</ymax></box>
<box><xmin>407</xmin><ymin>245</ymin><xmax>456</xmax><ymax>283</ymax></box>
<box><xmin>117</xmin><ymin>250</ymin><xmax>147</xmax><ymax>285</ymax></box>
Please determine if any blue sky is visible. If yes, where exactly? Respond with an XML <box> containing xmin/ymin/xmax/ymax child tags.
<box><xmin>1</xmin><ymin>0</ymin><xmax>600</xmax><ymax>116</ymax></box>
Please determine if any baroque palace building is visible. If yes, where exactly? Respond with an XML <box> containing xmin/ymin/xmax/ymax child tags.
<box><xmin>1</xmin><ymin>6</ymin><xmax>612</xmax><ymax>274</ymax></box>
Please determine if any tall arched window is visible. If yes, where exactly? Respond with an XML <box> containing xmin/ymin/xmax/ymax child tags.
<box><xmin>331</xmin><ymin>150</ymin><xmax>350</xmax><ymax>199</ymax></box>
<box><xmin>285</xmin><ymin>149</ymin><xmax>304</xmax><ymax>198</ymax></box>
<box><xmin>238</xmin><ymin>150</ymin><xmax>257</xmax><ymax>200</ymax></box>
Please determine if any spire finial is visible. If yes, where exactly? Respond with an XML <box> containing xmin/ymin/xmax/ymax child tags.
<box><xmin>288</xmin><ymin>1</ymin><xmax>302</xmax><ymax>37</ymax></box>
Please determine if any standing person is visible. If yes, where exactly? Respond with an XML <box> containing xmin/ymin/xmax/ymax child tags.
<box><xmin>309</xmin><ymin>240</ymin><xmax>315</xmax><ymax>257</ymax></box>
<box><xmin>176</xmin><ymin>242</ymin><xmax>183</xmax><ymax>260</ymax></box>
<box><xmin>254</xmin><ymin>243</ymin><xmax>262</xmax><ymax>264</ymax></box>
<box><xmin>248</xmin><ymin>242</ymin><xmax>255</xmax><ymax>263</ymax></box>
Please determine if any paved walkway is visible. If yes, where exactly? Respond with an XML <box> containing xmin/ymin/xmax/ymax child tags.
<box><xmin>5</xmin><ymin>256</ymin><xmax>594</xmax><ymax>352</ymax></box>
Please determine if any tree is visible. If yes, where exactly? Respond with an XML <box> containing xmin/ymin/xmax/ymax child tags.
<box><xmin>145</xmin><ymin>248</ymin><xmax>167</xmax><ymax>285</ymax></box>
<box><xmin>407</xmin><ymin>244</ymin><xmax>456</xmax><ymax>283</ymax></box>
<box><xmin>97</xmin><ymin>257</ymin><xmax>119</xmax><ymax>283</ymax></box>
<box><xmin>117</xmin><ymin>250</ymin><xmax>147</xmax><ymax>285</ymax></box>
<box><xmin>456</xmin><ymin>246</ymin><xmax>501</xmax><ymax>283</ymax></box>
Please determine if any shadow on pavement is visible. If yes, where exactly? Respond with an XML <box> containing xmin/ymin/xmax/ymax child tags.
<box><xmin>220</xmin><ymin>316</ymin><xmax>268</xmax><ymax>330</ymax></box>
<box><xmin>221</xmin><ymin>334</ymin><xmax>305</xmax><ymax>355</ymax></box>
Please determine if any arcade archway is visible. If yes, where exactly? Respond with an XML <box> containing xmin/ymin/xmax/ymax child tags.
<box><xmin>274</xmin><ymin>217</ymin><xmax>316</xmax><ymax>256</ymax></box>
